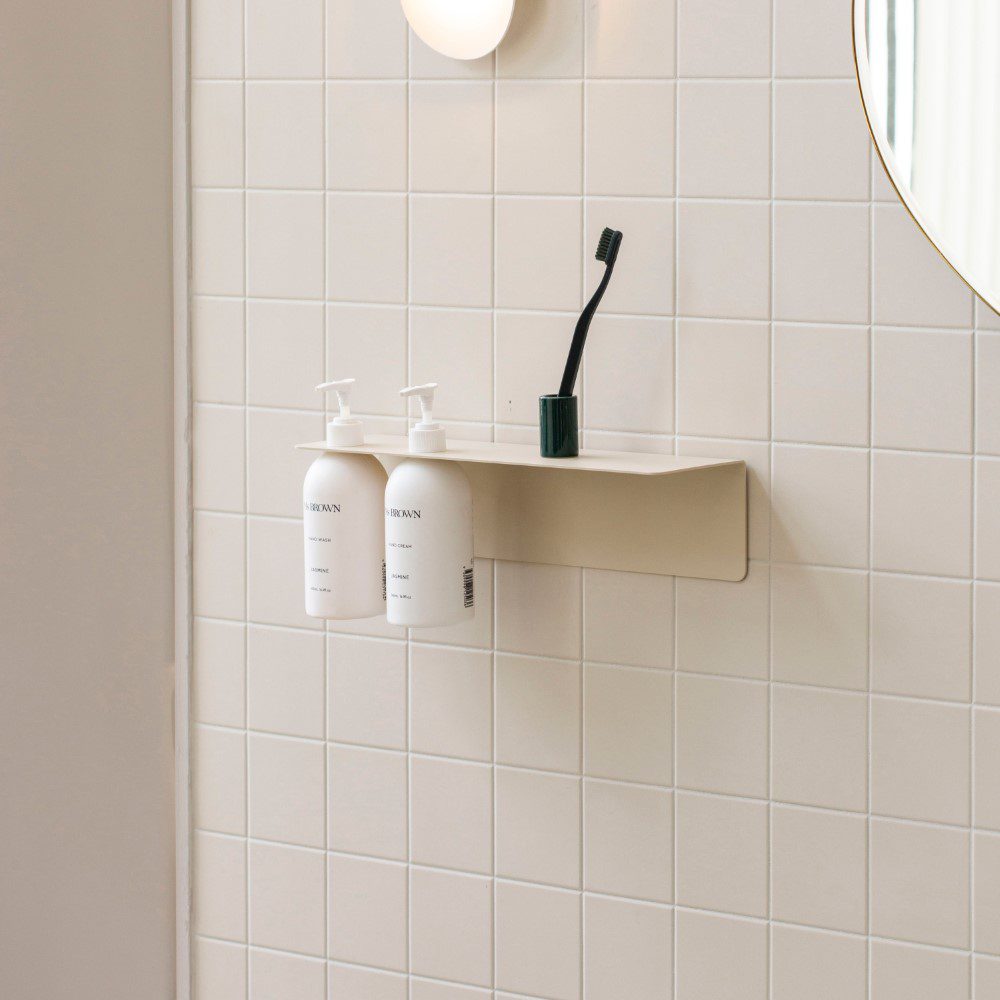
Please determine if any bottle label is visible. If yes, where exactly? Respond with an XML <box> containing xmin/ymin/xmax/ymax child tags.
<box><xmin>463</xmin><ymin>565</ymin><xmax>474</xmax><ymax>609</ymax></box>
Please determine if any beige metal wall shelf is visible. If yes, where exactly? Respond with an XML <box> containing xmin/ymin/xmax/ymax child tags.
<box><xmin>298</xmin><ymin>435</ymin><xmax>748</xmax><ymax>582</ymax></box>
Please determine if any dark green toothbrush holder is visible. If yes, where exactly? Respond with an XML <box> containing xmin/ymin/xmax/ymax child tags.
<box><xmin>539</xmin><ymin>394</ymin><xmax>579</xmax><ymax>458</ymax></box>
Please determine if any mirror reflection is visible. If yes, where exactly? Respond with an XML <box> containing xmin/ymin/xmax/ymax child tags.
<box><xmin>859</xmin><ymin>0</ymin><xmax>1000</xmax><ymax>306</ymax></box>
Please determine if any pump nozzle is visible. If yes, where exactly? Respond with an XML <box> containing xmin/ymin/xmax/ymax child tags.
<box><xmin>401</xmin><ymin>383</ymin><xmax>446</xmax><ymax>453</ymax></box>
<box><xmin>317</xmin><ymin>378</ymin><xmax>364</xmax><ymax>447</ymax></box>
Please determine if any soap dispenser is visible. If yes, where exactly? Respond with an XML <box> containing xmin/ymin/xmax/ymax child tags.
<box><xmin>303</xmin><ymin>379</ymin><xmax>387</xmax><ymax>620</ymax></box>
<box><xmin>384</xmin><ymin>383</ymin><xmax>474</xmax><ymax>628</ymax></box>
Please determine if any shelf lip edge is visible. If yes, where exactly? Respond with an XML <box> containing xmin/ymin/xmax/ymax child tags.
<box><xmin>295</xmin><ymin>437</ymin><xmax>746</xmax><ymax>477</ymax></box>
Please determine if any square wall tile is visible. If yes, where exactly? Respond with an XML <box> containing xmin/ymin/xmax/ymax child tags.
<box><xmin>771</xmin><ymin>565</ymin><xmax>869</xmax><ymax>691</ymax></box>
<box><xmin>584</xmin><ymin>663</ymin><xmax>672</xmax><ymax>785</ymax></box>
<box><xmin>497</xmin><ymin>82</ymin><xmax>582</xmax><ymax>195</ymax></box>
<box><xmin>328</xmin><ymin>745</ymin><xmax>407</xmax><ymax>860</ymax></box>
<box><xmin>771</xmin><ymin>445</ymin><xmax>869</xmax><ymax>568</ymax></box>
<box><xmin>977</xmin><ymin>584</ymin><xmax>1000</xmax><ymax>706</ymax></box>
<box><xmin>583</xmin><ymin>315</ymin><xmax>674</xmax><ymax>434</ymax></box>
<box><xmin>192</xmin><ymin>296</ymin><xmax>245</xmax><ymax>405</ymax></box>
<box><xmin>195</xmin><ymin>938</ymin><xmax>246</xmax><ymax>1000</ymax></box>
<box><xmin>194</xmin><ymin>404</ymin><xmax>245</xmax><ymax>513</ymax></box>
<box><xmin>248</xmin><ymin>517</ymin><xmax>320</xmax><ymax>630</ymax></box>
<box><xmin>871</xmin><ymin>696</ymin><xmax>970</xmax><ymax>826</ymax></box>
<box><xmin>411</xmin><ymin>869</ymin><xmax>493</xmax><ymax>987</ymax></box>
<box><xmin>495</xmin><ymin>653</ymin><xmax>581</xmax><ymax>774</ymax></box>
<box><xmin>498</xmin><ymin>561</ymin><xmax>581</xmax><ymax>660</ymax></box>
<box><xmin>495</xmin><ymin>198</ymin><xmax>582</xmax><ymax>311</ymax></box>
<box><xmin>774</xmin><ymin>323</ymin><xmax>870</xmax><ymax>446</ymax></box>
<box><xmin>774</xmin><ymin>203</ymin><xmax>870</xmax><ymax>324</ymax></box>
<box><xmin>872</xmin><ymin>574</ymin><xmax>972</xmax><ymax>701</ymax></box>
<box><xmin>247</xmin><ymin>300</ymin><xmax>324</xmax><ymax>411</ymax></box>
<box><xmin>587</xmin><ymin>82</ymin><xmax>674</xmax><ymax>197</ymax></box>
<box><xmin>329</xmin><ymin>965</ymin><xmax>406</xmax><ymax>1000</ymax></box>
<box><xmin>871</xmin><ymin>818</ymin><xmax>970</xmax><ymax>949</ymax></box>
<box><xmin>676</xmin><ymin>562</ymin><xmax>769</xmax><ymax>680</ymax></box>
<box><xmin>976</xmin><ymin>709</ymin><xmax>1000</xmax><ymax>831</ymax></box>
<box><xmin>410</xmin><ymin>644</ymin><xmax>492</xmax><ymax>761</ymax></box>
<box><xmin>676</xmin><ymin>792</ymin><xmax>767</xmax><ymax>917</ymax></box>
<box><xmin>327</xmin><ymin>82</ymin><xmax>407</xmax><ymax>191</ymax></box>
<box><xmin>678</xmin><ymin>202</ymin><xmax>770</xmax><ymax>321</ymax></box>
<box><xmin>772</xmin><ymin>806</ymin><xmax>867</xmax><ymax>933</ymax></box>
<box><xmin>247</xmin><ymin>192</ymin><xmax>324</xmax><ymax>299</ymax></box>
<box><xmin>772</xmin><ymin>685</ymin><xmax>868</xmax><ymax>812</ymax></box>
<box><xmin>676</xmin><ymin>910</ymin><xmax>767</xmax><ymax>1000</ymax></box>
<box><xmin>247</xmin><ymin>82</ymin><xmax>323</xmax><ymax>188</ymax></box>
<box><xmin>248</xmin><ymin>408</ymin><xmax>323</xmax><ymax>518</ymax></box>
<box><xmin>250</xmin><ymin>950</ymin><xmax>324</xmax><ymax>1000</ymax></box>
<box><xmin>192</xmin><ymin>0</ymin><xmax>243</xmax><ymax>78</ymax></box>
<box><xmin>193</xmin><ymin>512</ymin><xmax>245</xmax><ymax>622</ymax></box>
<box><xmin>248</xmin><ymin>734</ymin><xmax>325</xmax><ymax>848</ymax></box>
<box><xmin>583</xmin><ymin>568</ymin><xmax>673</xmax><ymax>669</ymax></box>
<box><xmin>249</xmin><ymin>842</ymin><xmax>325</xmax><ymax>955</ymax></box>
<box><xmin>194</xmin><ymin>831</ymin><xmax>246</xmax><ymax>941</ymax></box>
<box><xmin>774</xmin><ymin>82</ymin><xmax>870</xmax><ymax>200</ymax></box>
<box><xmin>872</xmin><ymin>451</ymin><xmax>972</xmax><ymax>577</ymax></box>
<box><xmin>977</xmin><ymin>956</ymin><xmax>1000</xmax><ymax>998</ymax></box>
<box><xmin>875</xmin><ymin>205</ymin><xmax>973</xmax><ymax>328</ymax></box>
<box><xmin>774</xmin><ymin>0</ymin><xmax>857</xmax><ymax>77</ymax></box>
<box><xmin>192</xmin><ymin>82</ymin><xmax>244</xmax><ymax>187</ymax></box>
<box><xmin>193</xmin><ymin>190</ymin><xmax>244</xmax><ymax>296</ymax></box>
<box><xmin>193</xmin><ymin>618</ymin><xmax>245</xmax><ymax>728</ymax></box>
<box><xmin>979</xmin><ymin>460</ymin><xmax>1000</xmax><ymax>581</ymax></box>
<box><xmin>871</xmin><ymin>940</ymin><xmax>970</xmax><ymax>1000</ymax></box>
<box><xmin>411</xmin><ymin>756</ymin><xmax>492</xmax><ymax>875</ymax></box>
<box><xmin>498</xmin><ymin>0</ymin><xmax>583</xmax><ymax>78</ymax></box>
<box><xmin>327</xmin><ymin>193</ymin><xmax>407</xmax><ymax>304</ymax></box>
<box><xmin>409</xmin><ymin>309</ymin><xmax>492</xmax><ymax>421</ymax></box>
<box><xmin>976</xmin><ymin>833</ymin><xmax>1000</xmax><ymax>955</ymax></box>
<box><xmin>677</xmin><ymin>319</ymin><xmax>770</xmax><ymax>439</ymax></box>
<box><xmin>771</xmin><ymin>925</ymin><xmax>866</xmax><ymax>1000</ymax></box>
<box><xmin>874</xmin><ymin>327</ymin><xmax>973</xmax><ymax>452</ymax></box>
<box><xmin>676</xmin><ymin>674</ymin><xmax>768</xmax><ymax>797</ymax></box>
<box><xmin>586</xmin><ymin>0</ymin><xmax>676</xmax><ymax>77</ymax></box>
<box><xmin>410</xmin><ymin>983</ymin><xmax>486</xmax><ymax>1000</ymax></box>
<box><xmin>327</xmin><ymin>0</ymin><xmax>408</xmax><ymax>78</ymax></box>
<box><xmin>496</xmin><ymin>881</ymin><xmax>580</xmax><ymax>1000</ymax></box>
<box><xmin>495</xmin><ymin>310</ymin><xmax>579</xmax><ymax>425</ymax></box>
<box><xmin>678</xmin><ymin>0</ymin><xmax>771</xmax><ymax>77</ymax></box>
<box><xmin>584</xmin><ymin>896</ymin><xmax>672</xmax><ymax>1000</ymax></box>
<box><xmin>248</xmin><ymin>625</ymin><xmax>324</xmax><ymax>739</ymax></box>
<box><xmin>496</xmin><ymin>767</ymin><xmax>580</xmax><ymax>888</ymax></box>
<box><xmin>978</xmin><ymin>334</ymin><xmax>1000</xmax><ymax>454</ymax></box>
<box><xmin>194</xmin><ymin>726</ymin><xmax>246</xmax><ymax>835</ymax></box>
<box><xmin>585</xmin><ymin>780</ymin><xmax>672</xmax><ymax>901</ymax></box>
<box><xmin>328</xmin><ymin>854</ymin><xmax>407</xmax><ymax>971</ymax></box>
<box><xmin>410</xmin><ymin>196</ymin><xmax>492</xmax><ymax>307</ymax></box>
<box><xmin>586</xmin><ymin>198</ymin><xmax>675</xmax><ymax>316</ymax></box>
<box><xmin>410</xmin><ymin>82</ymin><xmax>493</xmax><ymax>193</ymax></box>
<box><xmin>327</xmin><ymin>303</ymin><xmax>407</xmax><ymax>416</ymax></box>
<box><xmin>327</xmin><ymin>635</ymin><xmax>406</xmax><ymax>749</ymax></box>
<box><xmin>678</xmin><ymin>82</ymin><xmax>771</xmax><ymax>198</ymax></box>
<box><xmin>246</xmin><ymin>0</ymin><xmax>323</xmax><ymax>78</ymax></box>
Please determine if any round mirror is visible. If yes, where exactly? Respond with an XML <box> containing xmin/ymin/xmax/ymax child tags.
<box><xmin>401</xmin><ymin>0</ymin><xmax>516</xmax><ymax>61</ymax></box>
<box><xmin>854</xmin><ymin>0</ymin><xmax>1000</xmax><ymax>311</ymax></box>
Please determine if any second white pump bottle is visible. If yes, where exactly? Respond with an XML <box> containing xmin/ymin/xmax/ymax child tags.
<box><xmin>384</xmin><ymin>384</ymin><xmax>474</xmax><ymax>628</ymax></box>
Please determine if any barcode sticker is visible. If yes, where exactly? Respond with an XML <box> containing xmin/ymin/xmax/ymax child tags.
<box><xmin>381</xmin><ymin>560</ymin><xmax>387</xmax><ymax>601</ymax></box>
<box><xmin>463</xmin><ymin>565</ymin><xmax>474</xmax><ymax>609</ymax></box>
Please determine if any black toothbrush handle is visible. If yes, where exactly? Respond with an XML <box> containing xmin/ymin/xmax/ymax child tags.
<box><xmin>559</xmin><ymin>258</ymin><xmax>617</xmax><ymax>397</ymax></box>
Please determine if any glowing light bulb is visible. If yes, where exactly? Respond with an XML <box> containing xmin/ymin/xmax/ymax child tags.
<box><xmin>401</xmin><ymin>0</ymin><xmax>516</xmax><ymax>60</ymax></box>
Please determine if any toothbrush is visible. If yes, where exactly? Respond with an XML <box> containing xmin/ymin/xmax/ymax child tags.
<box><xmin>558</xmin><ymin>227</ymin><xmax>624</xmax><ymax>398</ymax></box>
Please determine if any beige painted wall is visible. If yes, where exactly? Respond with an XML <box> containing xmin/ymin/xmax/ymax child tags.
<box><xmin>0</xmin><ymin>1</ymin><xmax>176</xmax><ymax>998</ymax></box>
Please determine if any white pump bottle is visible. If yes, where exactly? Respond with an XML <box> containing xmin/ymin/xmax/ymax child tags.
<box><xmin>303</xmin><ymin>379</ymin><xmax>387</xmax><ymax>620</ymax></box>
<box><xmin>384</xmin><ymin>384</ymin><xmax>474</xmax><ymax>628</ymax></box>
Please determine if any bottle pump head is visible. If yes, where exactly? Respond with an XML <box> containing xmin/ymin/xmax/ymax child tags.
<box><xmin>317</xmin><ymin>378</ymin><xmax>364</xmax><ymax>447</ymax></box>
<box><xmin>401</xmin><ymin>383</ymin><xmax>446</xmax><ymax>453</ymax></box>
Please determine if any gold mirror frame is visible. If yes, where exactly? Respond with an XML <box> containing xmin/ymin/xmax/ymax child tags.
<box><xmin>852</xmin><ymin>0</ymin><xmax>1000</xmax><ymax>315</ymax></box>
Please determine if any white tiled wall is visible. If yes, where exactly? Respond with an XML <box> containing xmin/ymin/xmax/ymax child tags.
<box><xmin>189</xmin><ymin>0</ymin><xmax>1000</xmax><ymax>997</ymax></box>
